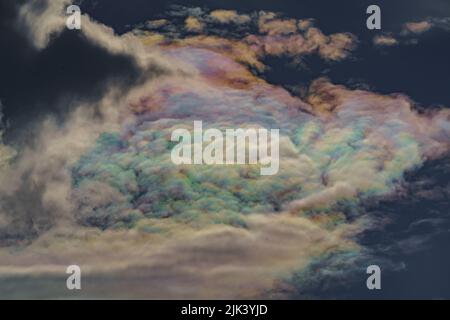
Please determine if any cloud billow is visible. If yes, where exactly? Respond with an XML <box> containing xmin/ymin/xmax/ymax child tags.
<box><xmin>0</xmin><ymin>3</ymin><xmax>450</xmax><ymax>299</ymax></box>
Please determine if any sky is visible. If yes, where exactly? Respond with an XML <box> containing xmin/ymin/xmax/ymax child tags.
<box><xmin>0</xmin><ymin>0</ymin><xmax>449</xmax><ymax>299</ymax></box>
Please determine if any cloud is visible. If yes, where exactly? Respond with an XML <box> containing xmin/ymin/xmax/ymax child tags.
<box><xmin>0</xmin><ymin>0</ymin><xmax>177</xmax><ymax>140</ymax></box>
<box><xmin>136</xmin><ymin>8</ymin><xmax>357</xmax><ymax>65</ymax></box>
<box><xmin>145</xmin><ymin>19</ymin><xmax>169</xmax><ymax>29</ymax></box>
<box><xmin>0</xmin><ymin>88</ymin><xmax>128</xmax><ymax>244</ymax></box>
<box><xmin>2</xmin><ymin>27</ymin><xmax>445</xmax><ymax>245</ymax></box>
<box><xmin>209</xmin><ymin>10</ymin><xmax>251</xmax><ymax>25</ymax></box>
<box><xmin>0</xmin><ymin>0</ymin><xmax>192</xmax><ymax>243</ymax></box>
<box><xmin>371</xmin><ymin>17</ymin><xmax>450</xmax><ymax>48</ymax></box>
<box><xmin>258</xmin><ymin>18</ymin><xmax>298</xmax><ymax>36</ymax></box>
<box><xmin>185</xmin><ymin>16</ymin><xmax>204</xmax><ymax>33</ymax></box>
<box><xmin>140</xmin><ymin>9</ymin><xmax>359</xmax><ymax>77</ymax></box>
<box><xmin>244</xmin><ymin>27</ymin><xmax>357</xmax><ymax>61</ymax></box>
<box><xmin>430</xmin><ymin>17</ymin><xmax>450</xmax><ymax>31</ymax></box>
<box><xmin>1</xmin><ymin>4</ymin><xmax>450</xmax><ymax>299</ymax></box>
<box><xmin>288</xmin><ymin>182</ymin><xmax>357</xmax><ymax>212</ymax></box>
<box><xmin>17</xmin><ymin>0</ymin><xmax>72</xmax><ymax>49</ymax></box>
<box><xmin>17</xmin><ymin>0</ymin><xmax>176</xmax><ymax>70</ymax></box>
<box><xmin>170</xmin><ymin>35</ymin><xmax>266</xmax><ymax>71</ymax></box>
<box><xmin>316</xmin><ymin>31</ymin><xmax>357</xmax><ymax>61</ymax></box>
<box><xmin>373</xmin><ymin>34</ymin><xmax>399</xmax><ymax>47</ymax></box>
<box><xmin>298</xmin><ymin>18</ymin><xmax>314</xmax><ymax>31</ymax></box>
<box><xmin>0</xmin><ymin>213</ymin><xmax>359</xmax><ymax>298</ymax></box>
<box><xmin>168</xmin><ymin>5</ymin><xmax>204</xmax><ymax>18</ymax></box>
<box><xmin>403</xmin><ymin>21</ymin><xmax>433</xmax><ymax>34</ymax></box>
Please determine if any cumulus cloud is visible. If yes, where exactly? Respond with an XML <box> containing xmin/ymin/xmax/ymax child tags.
<box><xmin>145</xmin><ymin>19</ymin><xmax>169</xmax><ymax>29</ymax></box>
<box><xmin>135</xmin><ymin>8</ymin><xmax>357</xmax><ymax>66</ymax></box>
<box><xmin>0</xmin><ymin>0</ymin><xmax>189</xmax><ymax>243</ymax></box>
<box><xmin>403</xmin><ymin>21</ymin><xmax>433</xmax><ymax>34</ymax></box>
<box><xmin>298</xmin><ymin>18</ymin><xmax>314</xmax><ymax>31</ymax></box>
<box><xmin>0</xmin><ymin>88</ymin><xmax>128</xmax><ymax>244</ymax></box>
<box><xmin>185</xmin><ymin>16</ymin><xmax>204</xmax><ymax>33</ymax></box>
<box><xmin>372</xmin><ymin>17</ymin><xmax>450</xmax><ymax>48</ymax></box>
<box><xmin>1</xmin><ymin>4</ymin><xmax>450</xmax><ymax>299</ymax></box>
<box><xmin>209</xmin><ymin>9</ymin><xmax>251</xmax><ymax>25</ymax></box>
<box><xmin>373</xmin><ymin>34</ymin><xmax>399</xmax><ymax>47</ymax></box>
<box><xmin>402</xmin><ymin>17</ymin><xmax>450</xmax><ymax>35</ymax></box>
<box><xmin>258</xmin><ymin>17</ymin><xmax>298</xmax><ymax>35</ymax></box>
<box><xmin>243</xmin><ymin>27</ymin><xmax>357</xmax><ymax>61</ymax></box>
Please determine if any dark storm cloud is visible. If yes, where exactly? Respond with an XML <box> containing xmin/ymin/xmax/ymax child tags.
<box><xmin>0</xmin><ymin>1</ymin><xmax>167</xmax><ymax>142</ymax></box>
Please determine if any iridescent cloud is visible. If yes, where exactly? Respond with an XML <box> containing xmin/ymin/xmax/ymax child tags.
<box><xmin>0</xmin><ymin>4</ymin><xmax>449</xmax><ymax>299</ymax></box>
